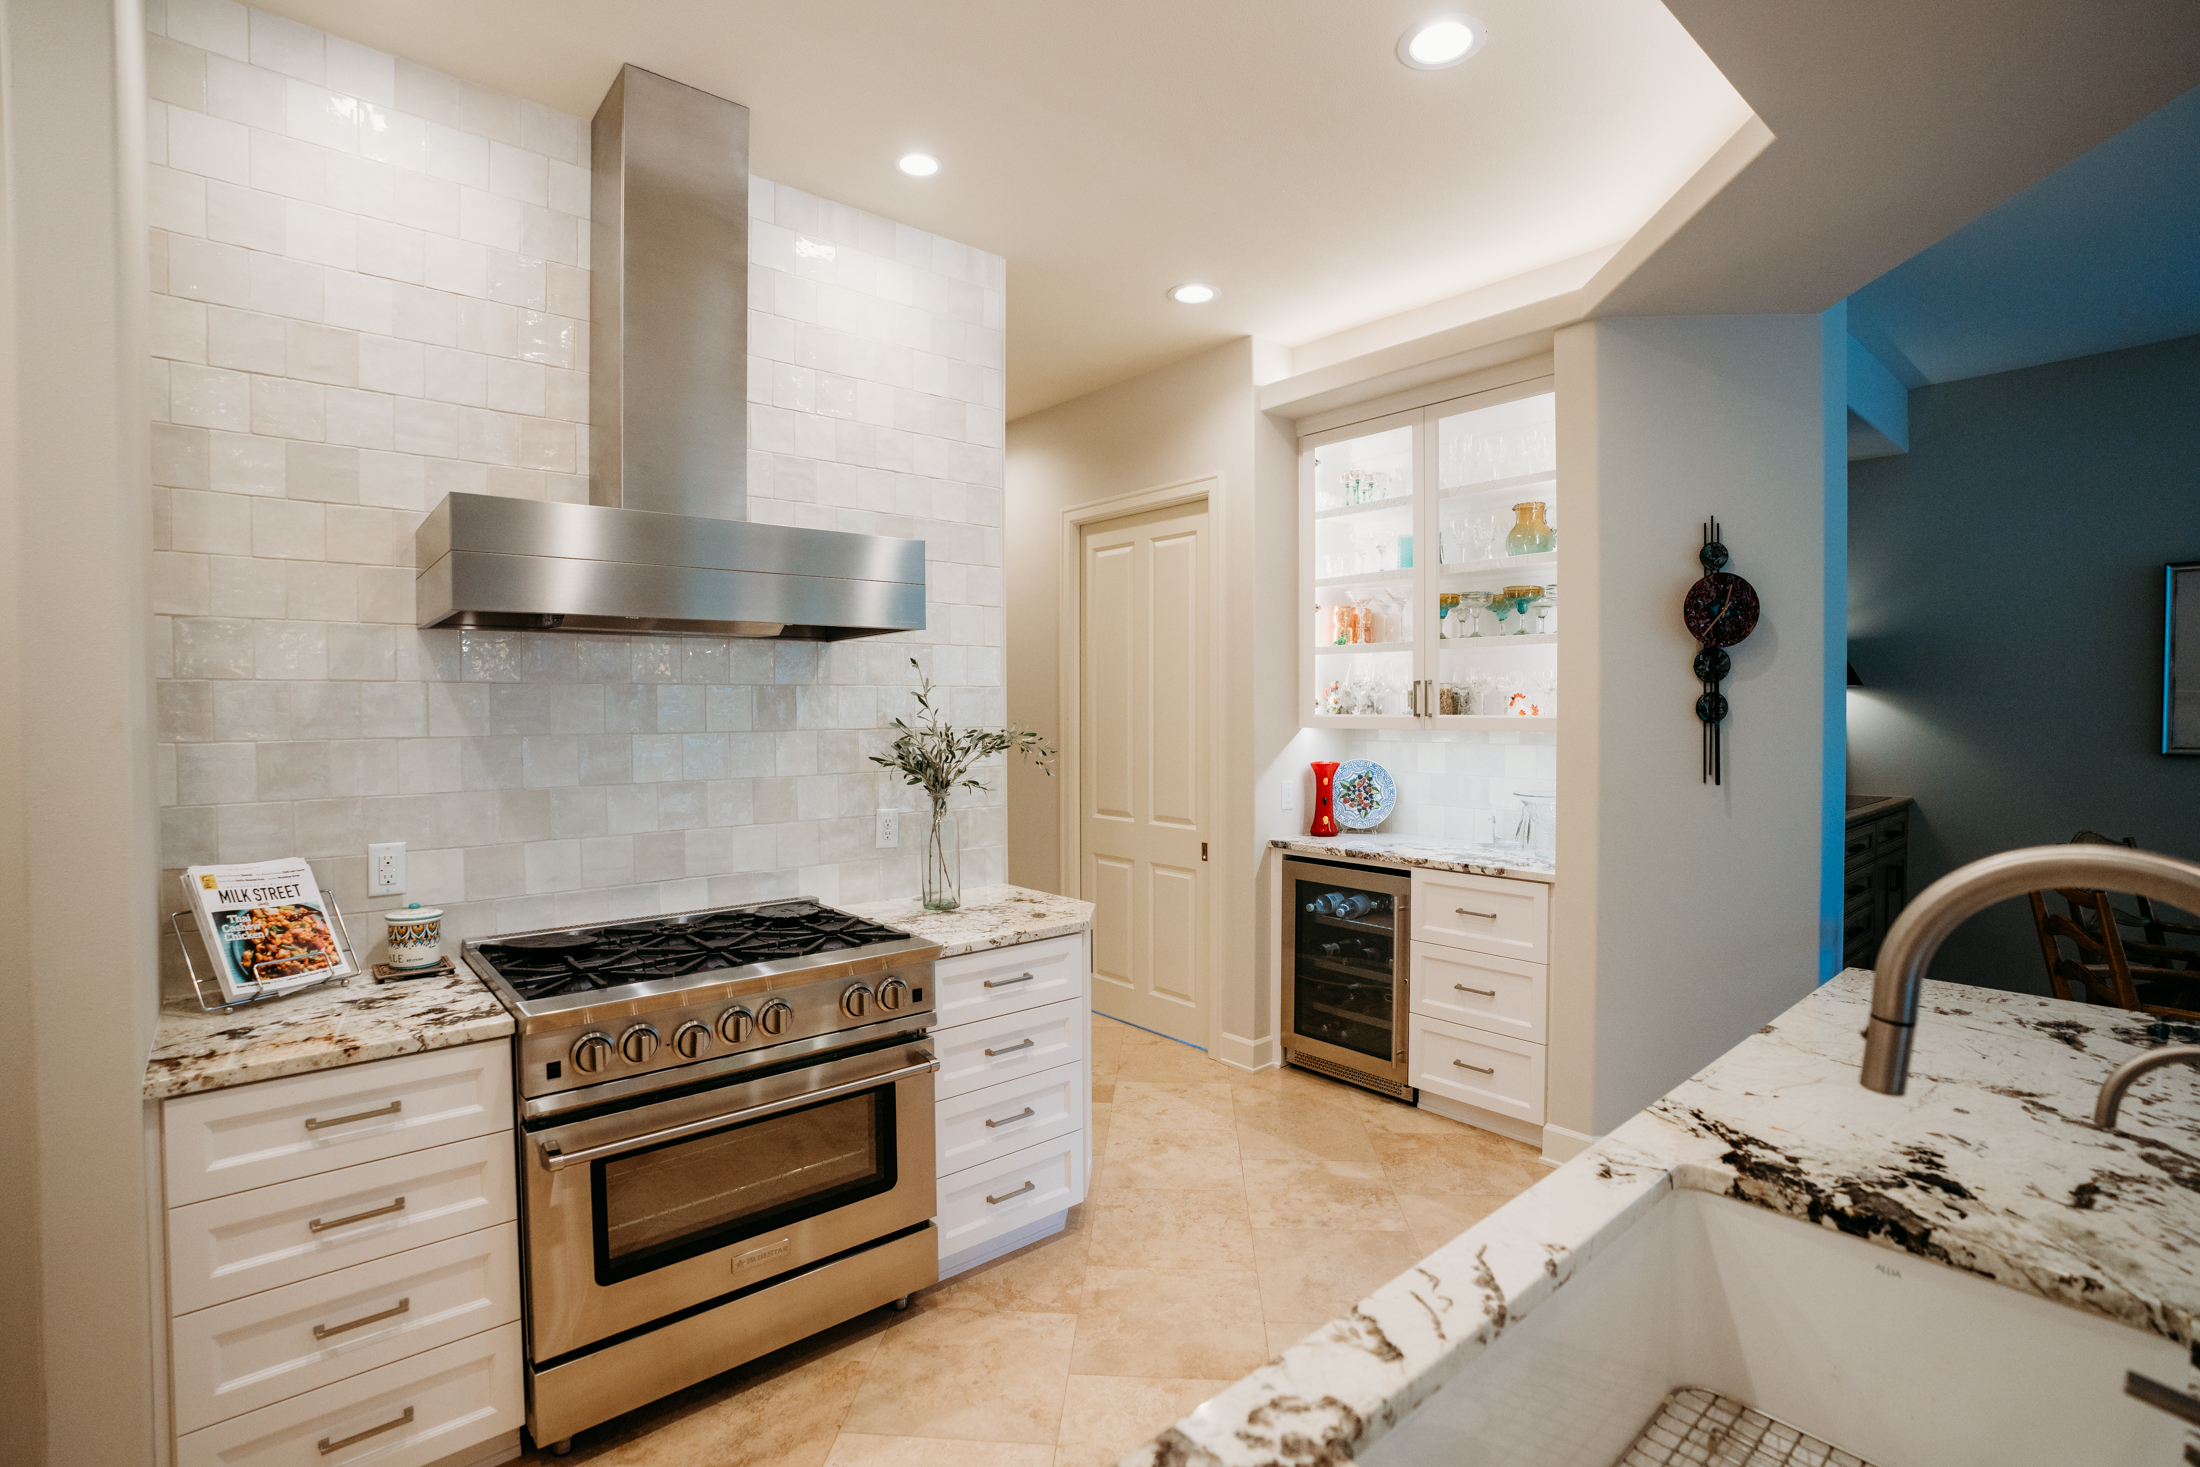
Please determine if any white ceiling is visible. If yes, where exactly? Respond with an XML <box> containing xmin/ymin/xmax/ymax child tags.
<box><xmin>245</xmin><ymin>0</ymin><xmax>1752</xmax><ymax>418</ymax></box>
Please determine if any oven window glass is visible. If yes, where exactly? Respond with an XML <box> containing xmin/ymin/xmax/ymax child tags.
<box><xmin>593</xmin><ymin>1087</ymin><xmax>895</xmax><ymax>1283</ymax></box>
<box><xmin>1292</xmin><ymin>876</ymin><xmax>1397</xmax><ymax>1061</ymax></box>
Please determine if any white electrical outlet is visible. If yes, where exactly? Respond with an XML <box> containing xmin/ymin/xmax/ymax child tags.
<box><xmin>875</xmin><ymin>809</ymin><xmax>899</xmax><ymax>849</ymax></box>
<box><xmin>368</xmin><ymin>842</ymin><xmax>406</xmax><ymax>896</ymax></box>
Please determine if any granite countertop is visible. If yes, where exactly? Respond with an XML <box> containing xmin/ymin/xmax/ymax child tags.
<box><xmin>144</xmin><ymin>884</ymin><xmax>1092</xmax><ymax>1101</ymax></box>
<box><xmin>144</xmin><ymin>969</ymin><xmax>514</xmax><ymax>1100</ymax></box>
<box><xmin>845</xmin><ymin>884</ymin><xmax>1094</xmax><ymax>957</ymax></box>
<box><xmin>1123</xmin><ymin>971</ymin><xmax>2200</xmax><ymax>1465</ymax></box>
<box><xmin>1269</xmin><ymin>833</ymin><xmax>1556</xmax><ymax>882</ymax></box>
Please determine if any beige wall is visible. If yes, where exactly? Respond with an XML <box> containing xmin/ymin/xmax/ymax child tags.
<box><xmin>1548</xmin><ymin>313</ymin><xmax>1841</xmax><ymax>1141</ymax></box>
<box><xmin>0</xmin><ymin>0</ymin><xmax>162</xmax><ymax>1463</ymax></box>
<box><xmin>1004</xmin><ymin>338</ymin><xmax>1297</xmax><ymax>1059</ymax></box>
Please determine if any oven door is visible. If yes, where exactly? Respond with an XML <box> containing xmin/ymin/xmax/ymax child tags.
<box><xmin>522</xmin><ymin>1038</ymin><xmax>937</xmax><ymax>1362</ymax></box>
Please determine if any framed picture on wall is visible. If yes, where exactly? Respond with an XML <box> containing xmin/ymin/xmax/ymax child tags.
<box><xmin>2167</xmin><ymin>562</ymin><xmax>2200</xmax><ymax>755</ymax></box>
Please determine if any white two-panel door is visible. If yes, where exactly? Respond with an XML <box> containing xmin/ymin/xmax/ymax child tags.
<box><xmin>1081</xmin><ymin>501</ymin><xmax>1210</xmax><ymax>1045</ymax></box>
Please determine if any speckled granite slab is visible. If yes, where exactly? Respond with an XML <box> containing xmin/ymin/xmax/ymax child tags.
<box><xmin>1121</xmin><ymin>971</ymin><xmax>2200</xmax><ymax>1466</ymax></box>
<box><xmin>1269</xmin><ymin>834</ymin><xmax>1556</xmax><ymax>882</ymax></box>
<box><xmin>144</xmin><ymin>969</ymin><xmax>514</xmax><ymax>1100</ymax></box>
<box><xmin>845</xmin><ymin>884</ymin><xmax>1093</xmax><ymax>957</ymax></box>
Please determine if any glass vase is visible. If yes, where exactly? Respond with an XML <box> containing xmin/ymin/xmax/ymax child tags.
<box><xmin>921</xmin><ymin>807</ymin><xmax>961</xmax><ymax>911</ymax></box>
<box><xmin>1506</xmin><ymin>501</ymin><xmax>1555</xmax><ymax>555</ymax></box>
<box><xmin>1309</xmin><ymin>761</ymin><xmax>1340</xmax><ymax>837</ymax></box>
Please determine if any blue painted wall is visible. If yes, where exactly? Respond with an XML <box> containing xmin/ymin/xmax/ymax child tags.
<box><xmin>1847</xmin><ymin>333</ymin><xmax>2200</xmax><ymax>992</ymax></box>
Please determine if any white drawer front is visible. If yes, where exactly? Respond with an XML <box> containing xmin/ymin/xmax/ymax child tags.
<box><xmin>1410</xmin><ymin>869</ymin><xmax>1549</xmax><ymax>962</ymax></box>
<box><xmin>933</xmin><ymin>933</ymin><xmax>1085</xmax><ymax>1030</ymax></box>
<box><xmin>937</xmin><ymin>1059</ymin><xmax>1085</xmax><ymax>1179</ymax></box>
<box><xmin>1410</xmin><ymin>942</ymin><xmax>1547</xmax><ymax>1044</ymax></box>
<box><xmin>1409</xmin><ymin>1014</ymin><xmax>1546</xmax><ymax>1124</ymax></box>
<box><xmin>164</xmin><ymin>1042</ymin><xmax>512</xmax><ymax>1208</ymax></box>
<box><xmin>171</xmin><ymin>1222</ymin><xmax>521</xmax><ymax>1435</ymax></box>
<box><xmin>174</xmin><ymin>1320</ymin><xmax>522</xmax><ymax>1467</ymax></box>
<box><xmin>169</xmin><ymin>1133</ymin><xmax>517</xmax><ymax>1316</ymax></box>
<box><xmin>936</xmin><ymin>1132</ymin><xmax>1085</xmax><ymax>1260</ymax></box>
<box><xmin>932</xmin><ymin>996</ymin><xmax>1087</xmax><ymax>1100</ymax></box>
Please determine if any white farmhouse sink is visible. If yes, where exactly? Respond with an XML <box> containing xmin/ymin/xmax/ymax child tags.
<box><xmin>1359</xmin><ymin>1189</ymin><xmax>2187</xmax><ymax>1467</ymax></box>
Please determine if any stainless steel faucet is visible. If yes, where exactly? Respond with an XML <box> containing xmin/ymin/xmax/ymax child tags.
<box><xmin>2094</xmin><ymin>1046</ymin><xmax>2200</xmax><ymax>1127</ymax></box>
<box><xmin>1860</xmin><ymin>845</ymin><xmax>2200</xmax><ymax>1094</ymax></box>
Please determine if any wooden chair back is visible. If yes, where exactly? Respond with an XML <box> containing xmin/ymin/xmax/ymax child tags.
<box><xmin>2031</xmin><ymin>887</ymin><xmax>2141</xmax><ymax>1008</ymax></box>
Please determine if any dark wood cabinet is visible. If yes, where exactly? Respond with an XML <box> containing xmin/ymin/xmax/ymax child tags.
<box><xmin>1843</xmin><ymin>796</ymin><xmax>1912</xmax><ymax>970</ymax></box>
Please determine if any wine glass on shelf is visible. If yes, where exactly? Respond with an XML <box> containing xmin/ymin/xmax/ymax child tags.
<box><xmin>1533</xmin><ymin>588</ymin><xmax>1554</xmax><ymax>637</ymax></box>
<box><xmin>1489</xmin><ymin>596</ymin><xmax>1512</xmax><ymax>635</ymax></box>
<box><xmin>1506</xmin><ymin>585</ymin><xmax>1543</xmax><ymax>636</ymax></box>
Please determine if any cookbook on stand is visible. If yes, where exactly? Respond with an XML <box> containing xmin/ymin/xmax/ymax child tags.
<box><xmin>180</xmin><ymin>857</ymin><xmax>355</xmax><ymax>1003</ymax></box>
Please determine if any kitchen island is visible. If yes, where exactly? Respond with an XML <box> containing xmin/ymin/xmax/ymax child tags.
<box><xmin>1122</xmin><ymin>970</ymin><xmax>2200</xmax><ymax>1465</ymax></box>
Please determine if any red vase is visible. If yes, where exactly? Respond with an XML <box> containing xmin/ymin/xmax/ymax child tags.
<box><xmin>1309</xmin><ymin>761</ymin><xmax>1340</xmax><ymax>837</ymax></box>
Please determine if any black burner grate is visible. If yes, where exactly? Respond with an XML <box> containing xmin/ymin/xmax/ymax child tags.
<box><xmin>475</xmin><ymin>900</ymin><xmax>912</xmax><ymax>1000</ymax></box>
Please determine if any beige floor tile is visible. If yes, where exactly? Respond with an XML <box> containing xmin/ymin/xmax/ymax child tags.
<box><xmin>1354</xmin><ymin>1093</ymin><xmax>1482</xmax><ymax>1134</ymax></box>
<box><xmin>1110</xmin><ymin>1079</ymin><xmax>1236</xmax><ymax>1132</ymax></box>
<box><xmin>1085</xmin><ymin>1189</ymin><xmax>1255</xmax><ymax>1270</ymax></box>
<box><xmin>1263</xmin><ymin>1318</ymin><xmax>1330</xmax><ymax>1364</ymax></box>
<box><xmin>1239</xmin><ymin>1156</ymin><xmax>1407</xmax><ymax>1230</ymax></box>
<box><xmin>1396</xmin><ymin>1189</ymin><xmax>1521</xmax><ymax>1254</ymax></box>
<box><xmin>1089</xmin><ymin>1052</ymin><xmax>1120</xmax><ymax>1086</ymax></box>
<box><xmin>825</xmin><ymin>1436</ymin><xmax>1055</xmax><ymax>1466</ymax></box>
<box><xmin>1367</xmin><ymin>1128</ymin><xmax>1543</xmax><ymax>1195</ymax></box>
<box><xmin>1094</xmin><ymin>1118</ymin><xmax>1241</xmax><ymax>1192</ymax></box>
<box><xmin>1232</xmin><ymin>1090</ymin><xmax>1382</xmax><ymax>1167</ymax></box>
<box><xmin>1053</xmin><ymin>1375</ymin><xmax>1234</xmax><ymax>1467</ymax></box>
<box><xmin>841</xmin><ymin>1307</ymin><xmax>1077</xmax><ymax>1444</ymax></box>
<box><xmin>527</xmin><ymin>1317</ymin><xmax>883</xmax><ymax>1464</ymax></box>
<box><xmin>1110</xmin><ymin>1036</ymin><xmax>1231</xmax><ymax>1082</ymax></box>
<box><xmin>915</xmin><ymin>1219</ymin><xmax>1089</xmax><ymax>1317</ymax></box>
<box><xmin>1092</xmin><ymin>1081</ymin><xmax>1115</xmax><ymax>1104</ymax></box>
<box><xmin>1250</xmin><ymin>1227</ymin><xmax>1428</xmax><ymax>1322</ymax></box>
<box><xmin>1070</xmin><ymin>1266</ymin><xmax>1268</xmax><ymax>1379</ymax></box>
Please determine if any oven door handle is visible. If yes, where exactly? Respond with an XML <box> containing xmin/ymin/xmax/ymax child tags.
<box><xmin>536</xmin><ymin>1053</ymin><xmax>939</xmax><ymax>1171</ymax></box>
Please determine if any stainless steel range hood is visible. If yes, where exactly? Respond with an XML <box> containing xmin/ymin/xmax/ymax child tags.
<box><xmin>414</xmin><ymin>64</ymin><xmax>925</xmax><ymax>641</ymax></box>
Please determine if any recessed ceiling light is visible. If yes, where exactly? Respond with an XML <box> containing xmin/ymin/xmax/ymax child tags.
<box><xmin>1397</xmin><ymin>16</ymin><xmax>1486</xmax><ymax>70</ymax></box>
<box><xmin>897</xmin><ymin>153</ymin><xmax>940</xmax><ymax>177</ymax></box>
<box><xmin>1168</xmin><ymin>283</ymin><xmax>1218</xmax><ymax>305</ymax></box>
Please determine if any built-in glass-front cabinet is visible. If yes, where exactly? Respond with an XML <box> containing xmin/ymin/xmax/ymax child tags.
<box><xmin>1301</xmin><ymin>379</ymin><xmax>1557</xmax><ymax>729</ymax></box>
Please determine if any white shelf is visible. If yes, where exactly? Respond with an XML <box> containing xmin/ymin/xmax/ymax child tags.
<box><xmin>1305</xmin><ymin>713</ymin><xmax>1557</xmax><ymax>730</ymax></box>
<box><xmin>1312</xmin><ymin>640</ymin><xmax>1414</xmax><ymax>654</ymax></box>
<box><xmin>1437</xmin><ymin>632</ymin><xmax>1557</xmax><ymax>647</ymax></box>
<box><xmin>1313</xmin><ymin>497</ymin><xmax>1415</xmax><ymax>522</ymax></box>
<box><xmin>1434</xmin><ymin>715</ymin><xmax>1557</xmax><ymax>728</ymax></box>
<box><xmin>1313</xmin><ymin>567</ymin><xmax>1415</xmax><ymax>590</ymax></box>
<box><xmin>1437</xmin><ymin>469</ymin><xmax>1556</xmax><ymax>497</ymax></box>
<box><xmin>1436</xmin><ymin>549</ymin><xmax>1558</xmax><ymax>577</ymax></box>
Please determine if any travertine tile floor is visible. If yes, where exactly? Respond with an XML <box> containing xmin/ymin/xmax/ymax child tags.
<box><xmin>524</xmin><ymin>1015</ymin><xmax>1545</xmax><ymax>1466</ymax></box>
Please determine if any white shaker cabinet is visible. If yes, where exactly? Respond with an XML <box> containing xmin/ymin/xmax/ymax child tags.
<box><xmin>929</xmin><ymin>931</ymin><xmax>1092</xmax><ymax>1279</ymax></box>
<box><xmin>1408</xmin><ymin>870</ymin><xmax>1553</xmax><ymax>1133</ymax></box>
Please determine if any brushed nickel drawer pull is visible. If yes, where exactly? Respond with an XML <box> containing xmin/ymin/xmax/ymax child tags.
<box><xmin>318</xmin><ymin>1405</ymin><xmax>413</xmax><ymax>1454</ymax></box>
<box><xmin>304</xmin><ymin>1099</ymin><xmax>401</xmax><ymax>1131</ymax></box>
<box><xmin>308</xmin><ymin>1196</ymin><xmax>406</xmax><ymax>1233</ymax></box>
<box><xmin>986</xmin><ymin>1180</ymin><xmax>1036</xmax><ymax>1205</ymax></box>
<box><xmin>985</xmin><ymin>1106</ymin><xmax>1036</xmax><ymax>1129</ymax></box>
<box><xmin>1454</xmin><ymin>984</ymin><xmax>1497</xmax><ymax>997</ymax></box>
<box><xmin>1453</xmin><ymin>1060</ymin><xmax>1495</xmax><ymax>1075</ymax></box>
<box><xmin>984</xmin><ymin>1038</ymin><xmax>1036</xmax><ymax>1057</ymax></box>
<box><xmin>312</xmin><ymin>1296</ymin><xmax>411</xmax><ymax>1340</ymax></box>
<box><xmin>984</xmin><ymin>971</ymin><xmax>1037</xmax><ymax>988</ymax></box>
<box><xmin>1454</xmin><ymin>907</ymin><xmax>1498</xmax><ymax>920</ymax></box>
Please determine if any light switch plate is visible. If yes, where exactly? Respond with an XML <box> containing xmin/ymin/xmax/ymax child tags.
<box><xmin>874</xmin><ymin>809</ymin><xmax>898</xmax><ymax>849</ymax></box>
<box><xmin>368</xmin><ymin>842</ymin><xmax>406</xmax><ymax>896</ymax></box>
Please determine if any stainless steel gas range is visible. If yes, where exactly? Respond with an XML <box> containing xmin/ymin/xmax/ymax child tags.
<box><xmin>461</xmin><ymin>899</ymin><xmax>944</xmax><ymax>1453</ymax></box>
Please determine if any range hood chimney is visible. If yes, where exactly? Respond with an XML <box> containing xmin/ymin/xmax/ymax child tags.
<box><xmin>415</xmin><ymin>64</ymin><xmax>925</xmax><ymax>641</ymax></box>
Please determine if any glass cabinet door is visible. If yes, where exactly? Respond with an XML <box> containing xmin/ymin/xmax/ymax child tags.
<box><xmin>1308</xmin><ymin>417</ymin><xmax>1417</xmax><ymax>721</ymax></box>
<box><xmin>1429</xmin><ymin>389</ymin><xmax>1556</xmax><ymax>721</ymax></box>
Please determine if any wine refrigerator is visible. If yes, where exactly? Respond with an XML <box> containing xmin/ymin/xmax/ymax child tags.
<box><xmin>1281</xmin><ymin>857</ymin><xmax>1413</xmax><ymax>1101</ymax></box>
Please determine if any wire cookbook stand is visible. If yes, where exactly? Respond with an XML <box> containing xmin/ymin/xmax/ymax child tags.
<box><xmin>167</xmin><ymin>895</ymin><xmax>359</xmax><ymax>1013</ymax></box>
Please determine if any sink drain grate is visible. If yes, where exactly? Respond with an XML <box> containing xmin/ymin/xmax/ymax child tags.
<box><xmin>1614</xmin><ymin>1387</ymin><xmax>1878</xmax><ymax>1467</ymax></box>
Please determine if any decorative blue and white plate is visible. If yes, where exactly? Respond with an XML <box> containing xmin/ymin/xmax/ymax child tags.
<box><xmin>1332</xmin><ymin>759</ymin><xmax>1395</xmax><ymax>829</ymax></box>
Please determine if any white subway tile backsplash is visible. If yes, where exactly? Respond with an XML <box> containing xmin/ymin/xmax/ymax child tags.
<box><xmin>150</xmin><ymin>8</ymin><xmax>1004</xmax><ymax>939</ymax></box>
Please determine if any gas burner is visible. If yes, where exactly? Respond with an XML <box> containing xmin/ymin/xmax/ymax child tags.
<box><xmin>475</xmin><ymin>899</ymin><xmax>913</xmax><ymax>1000</ymax></box>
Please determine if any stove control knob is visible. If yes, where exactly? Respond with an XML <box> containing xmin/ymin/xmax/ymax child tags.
<box><xmin>672</xmin><ymin>1021</ymin><xmax>712</xmax><ymax>1060</ymax></box>
<box><xmin>877</xmin><ymin>978</ymin><xmax>910</xmax><ymax>1012</ymax></box>
<box><xmin>758</xmin><ymin>1000</ymin><xmax>794</xmax><ymax>1037</ymax></box>
<box><xmin>619</xmin><ymin>1024</ymin><xmax>661</xmax><ymax>1065</ymax></box>
<box><xmin>571</xmin><ymin>1032</ymin><xmax>615</xmax><ymax>1074</ymax></box>
<box><xmin>841</xmin><ymin>984</ymin><xmax>876</xmax><ymax>1019</ymax></box>
<box><xmin>718</xmin><ymin>1007</ymin><xmax>756</xmax><ymax>1044</ymax></box>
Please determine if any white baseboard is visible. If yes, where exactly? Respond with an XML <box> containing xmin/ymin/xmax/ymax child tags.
<box><xmin>1213</xmin><ymin>1030</ymin><xmax>1276</xmax><ymax>1071</ymax></box>
<box><xmin>938</xmin><ymin>1210</ymin><xmax>1067</xmax><ymax>1281</ymax></box>
<box><xmin>1415</xmin><ymin>1092</ymin><xmax>1543</xmax><ymax>1148</ymax></box>
<box><xmin>1537</xmin><ymin>1123</ymin><xmax>1598</xmax><ymax>1168</ymax></box>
